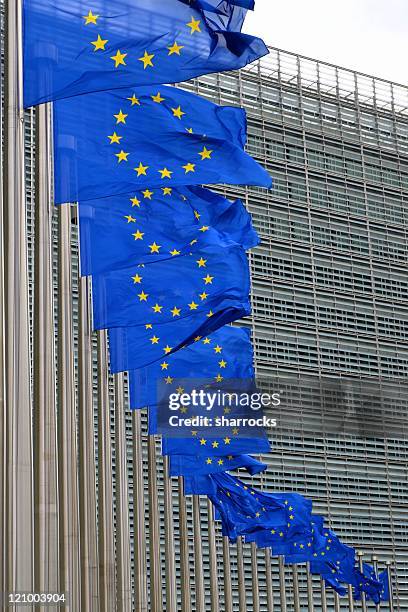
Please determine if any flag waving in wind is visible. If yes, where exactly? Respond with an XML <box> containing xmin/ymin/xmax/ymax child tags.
<box><xmin>23</xmin><ymin>0</ymin><xmax>268</xmax><ymax>107</ymax></box>
<box><xmin>53</xmin><ymin>85</ymin><xmax>272</xmax><ymax>203</ymax></box>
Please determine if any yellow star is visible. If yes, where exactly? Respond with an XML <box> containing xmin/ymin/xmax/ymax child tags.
<box><xmin>132</xmin><ymin>274</ymin><xmax>142</xmax><ymax>284</ymax></box>
<box><xmin>158</xmin><ymin>167</ymin><xmax>173</xmax><ymax>179</ymax></box>
<box><xmin>165</xmin><ymin>376</ymin><xmax>174</xmax><ymax>384</ymax></box>
<box><xmin>150</xmin><ymin>335</ymin><xmax>160</xmax><ymax>344</ymax></box>
<box><xmin>110</xmin><ymin>50</ymin><xmax>127</xmax><ymax>68</ymax></box>
<box><xmin>194</xmin><ymin>336</ymin><xmax>202</xmax><ymax>342</ymax></box>
<box><xmin>145</xmin><ymin>324</ymin><xmax>153</xmax><ymax>329</ymax></box>
<box><xmin>134</xmin><ymin>163</ymin><xmax>149</xmax><ymax>177</ymax></box>
<box><xmin>171</xmin><ymin>307</ymin><xmax>181</xmax><ymax>317</ymax></box>
<box><xmin>164</xmin><ymin>345</ymin><xmax>172</xmax><ymax>354</ymax></box>
<box><xmin>138</xmin><ymin>291</ymin><xmax>148</xmax><ymax>302</ymax></box>
<box><xmin>199</xmin><ymin>225</ymin><xmax>209</xmax><ymax>232</ymax></box>
<box><xmin>232</xmin><ymin>427</ymin><xmax>239</xmax><ymax>435</ymax></box>
<box><xmin>188</xmin><ymin>301</ymin><xmax>198</xmax><ymax>310</ymax></box>
<box><xmin>91</xmin><ymin>34</ymin><xmax>108</xmax><ymax>51</ymax></box>
<box><xmin>108</xmin><ymin>132</ymin><xmax>122</xmax><ymax>144</ymax></box>
<box><xmin>176</xmin><ymin>386</ymin><xmax>184</xmax><ymax>394</ymax></box>
<box><xmin>227</xmin><ymin>455</ymin><xmax>233</xmax><ymax>460</ymax></box>
<box><xmin>224</xmin><ymin>407</ymin><xmax>231</xmax><ymax>414</ymax></box>
<box><xmin>218</xmin><ymin>459</ymin><xmax>224</xmax><ymax>466</ymax></box>
<box><xmin>186</xmin><ymin>127</ymin><xmax>194</xmax><ymax>134</ymax></box>
<box><xmin>200</xmin><ymin>438</ymin><xmax>207</xmax><ymax>445</ymax></box>
<box><xmin>168</xmin><ymin>41</ymin><xmax>184</xmax><ymax>55</ymax></box>
<box><xmin>203</xmin><ymin>338</ymin><xmax>211</xmax><ymax>344</ymax></box>
<box><xmin>182</xmin><ymin>162</ymin><xmax>195</xmax><ymax>173</ymax></box>
<box><xmin>207</xmin><ymin>310</ymin><xmax>213</xmax><ymax>318</ymax></box>
<box><xmin>215</xmin><ymin>374</ymin><xmax>223</xmax><ymax>382</ymax></box>
<box><xmin>203</xmin><ymin>274</ymin><xmax>214</xmax><ymax>285</ymax></box>
<box><xmin>212</xmin><ymin>441</ymin><xmax>219</xmax><ymax>448</ymax></box>
<box><xmin>162</xmin><ymin>187</ymin><xmax>172</xmax><ymax>195</ymax></box>
<box><xmin>196</xmin><ymin>258</ymin><xmax>207</xmax><ymax>268</ymax></box>
<box><xmin>124</xmin><ymin>215</ymin><xmax>136</xmax><ymax>223</ymax></box>
<box><xmin>152</xmin><ymin>303</ymin><xmax>163</xmax><ymax>313</ymax></box>
<box><xmin>114</xmin><ymin>110</ymin><xmax>128</xmax><ymax>124</ymax></box>
<box><xmin>199</xmin><ymin>292</ymin><xmax>208</xmax><ymax>301</ymax></box>
<box><xmin>142</xmin><ymin>188</ymin><xmax>153</xmax><ymax>199</ymax></box>
<box><xmin>194</xmin><ymin>210</ymin><xmax>201</xmax><ymax>220</ymax></box>
<box><xmin>180</xmin><ymin>406</ymin><xmax>188</xmax><ymax>414</ymax></box>
<box><xmin>131</xmin><ymin>196</ymin><xmax>141</xmax><ymax>207</ymax></box>
<box><xmin>149</xmin><ymin>242</ymin><xmax>161</xmax><ymax>253</ymax></box>
<box><xmin>206</xmin><ymin>458</ymin><xmax>212</xmax><ymax>465</ymax></box>
<box><xmin>214</xmin><ymin>345</ymin><xmax>222</xmax><ymax>353</ymax></box>
<box><xmin>83</xmin><ymin>10</ymin><xmax>99</xmax><ymax>25</ymax></box>
<box><xmin>127</xmin><ymin>94</ymin><xmax>141</xmax><ymax>106</ymax></box>
<box><xmin>187</xmin><ymin>17</ymin><xmax>201</xmax><ymax>33</ymax></box>
<box><xmin>139</xmin><ymin>50</ymin><xmax>154</xmax><ymax>69</ymax></box>
<box><xmin>151</xmin><ymin>92</ymin><xmax>165</xmax><ymax>103</ymax></box>
<box><xmin>170</xmin><ymin>249</ymin><xmax>180</xmax><ymax>256</ymax></box>
<box><xmin>190</xmin><ymin>239</ymin><xmax>198</xmax><ymax>245</ymax></box>
<box><xmin>172</xmin><ymin>106</ymin><xmax>185</xmax><ymax>119</ymax></box>
<box><xmin>115</xmin><ymin>150</ymin><xmax>129</xmax><ymax>163</ymax></box>
<box><xmin>199</xmin><ymin>146</ymin><xmax>213</xmax><ymax>160</ymax></box>
<box><xmin>191</xmin><ymin>430</ymin><xmax>198</xmax><ymax>436</ymax></box>
<box><xmin>161</xmin><ymin>362</ymin><xmax>169</xmax><ymax>370</ymax></box>
<box><xmin>219</xmin><ymin>360</ymin><xmax>227</xmax><ymax>368</ymax></box>
<box><xmin>133</xmin><ymin>230</ymin><xmax>144</xmax><ymax>240</ymax></box>
<box><xmin>224</xmin><ymin>437</ymin><xmax>231</xmax><ymax>445</ymax></box>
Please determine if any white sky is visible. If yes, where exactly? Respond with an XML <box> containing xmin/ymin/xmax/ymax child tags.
<box><xmin>243</xmin><ymin>0</ymin><xmax>407</xmax><ymax>85</ymax></box>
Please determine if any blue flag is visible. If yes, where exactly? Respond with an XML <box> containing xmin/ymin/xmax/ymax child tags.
<box><xmin>129</xmin><ymin>326</ymin><xmax>254</xmax><ymax>410</ymax></box>
<box><xmin>169</xmin><ymin>454</ymin><xmax>266</xmax><ymax>478</ymax></box>
<box><xmin>353</xmin><ymin>563</ymin><xmax>383</xmax><ymax>604</ymax></box>
<box><xmin>79</xmin><ymin>187</ymin><xmax>259</xmax><ymax>275</ymax></box>
<box><xmin>92</xmin><ymin>244</ymin><xmax>249</xmax><ymax>329</ymax></box>
<box><xmin>24</xmin><ymin>0</ymin><xmax>268</xmax><ymax>107</ymax></box>
<box><xmin>53</xmin><ymin>85</ymin><xmax>272</xmax><ymax>203</ymax></box>
<box><xmin>108</xmin><ymin>302</ymin><xmax>250</xmax><ymax>371</ymax></box>
<box><xmin>378</xmin><ymin>570</ymin><xmax>390</xmax><ymax>602</ymax></box>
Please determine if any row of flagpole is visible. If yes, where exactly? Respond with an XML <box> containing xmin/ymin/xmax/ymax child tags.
<box><xmin>1</xmin><ymin>1</ymin><xmax>397</xmax><ymax>610</ymax></box>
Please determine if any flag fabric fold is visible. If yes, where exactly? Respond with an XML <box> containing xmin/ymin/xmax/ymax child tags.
<box><xmin>53</xmin><ymin>85</ymin><xmax>272</xmax><ymax>203</ymax></box>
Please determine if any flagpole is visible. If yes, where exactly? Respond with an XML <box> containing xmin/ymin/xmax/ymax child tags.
<box><xmin>4</xmin><ymin>0</ymin><xmax>34</xmax><ymax>599</ymax></box>
<box><xmin>0</xmin><ymin>22</ymin><xmax>5</xmax><ymax>598</ymax></box>
<box><xmin>237</xmin><ymin>537</ymin><xmax>247</xmax><ymax>612</ymax></box>
<box><xmin>347</xmin><ymin>584</ymin><xmax>354</xmax><ymax>611</ymax></box>
<box><xmin>265</xmin><ymin>548</ymin><xmax>274</xmax><ymax>612</ymax></box>
<box><xmin>78</xmin><ymin>276</ymin><xmax>99</xmax><ymax>610</ymax></box>
<box><xmin>319</xmin><ymin>576</ymin><xmax>327</xmax><ymax>612</ymax></box>
<box><xmin>386</xmin><ymin>561</ymin><xmax>394</xmax><ymax>611</ymax></box>
<box><xmin>207</xmin><ymin>500</ymin><xmax>220</xmax><ymax>612</ymax></box>
<box><xmin>96</xmin><ymin>330</ymin><xmax>116</xmax><ymax>611</ymax></box>
<box><xmin>251</xmin><ymin>542</ymin><xmax>260</xmax><ymax>612</ymax></box>
<box><xmin>148</xmin><ymin>435</ymin><xmax>163</xmax><ymax>612</ymax></box>
<box><xmin>357</xmin><ymin>552</ymin><xmax>367</xmax><ymax>612</ymax></box>
<box><xmin>192</xmin><ymin>495</ymin><xmax>205</xmax><ymax>612</ymax></box>
<box><xmin>114</xmin><ymin>374</ymin><xmax>132</xmax><ymax>611</ymax></box>
<box><xmin>132</xmin><ymin>410</ymin><xmax>148</xmax><ymax>612</ymax></box>
<box><xmin>57</xmin><ymin>204</ymin><xmax>81</xmax><ymax>610</ymax></box>
<box><xmin>178</xmin><ymin>476</ymin><xmax>192</xmax><ymax>612</ymax></box>
<box><xmin>163</xmin><ymin>458</ymin><xmax>177</xmax><ymax>612</ymax></box>
<box><xmin>33</xmin><ymin>101</ymin><xmax>59</xmax><ymax>600</ymax></box>
<box><xmin>278</xmin><ymin>556</ymin><xmax>287</xmax><ymax>611</ymax></box>
<box><xmin>306</xmin><ymin>562</ymin><xmax>314</xmax><ymax>611</ymax></box>
<box><xmin>371</xmin><ymin>555</ymin><xmax>381</xmax><ymax>612</ymax></box>
<box><xmin>222</xmin><ymin>537</ymin><xmax>233</xmax><ymax>612</ymax></box>
<box><xmin>292</xmin><ymin>564</ymin><xmax>300</xmax><ymax>612</ymax></box>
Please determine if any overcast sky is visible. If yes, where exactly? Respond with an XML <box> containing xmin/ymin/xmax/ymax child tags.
<box><xmin>243</xmin><ymin>0</ymin><xmax>407</xmax><ymax>85</ymax></box>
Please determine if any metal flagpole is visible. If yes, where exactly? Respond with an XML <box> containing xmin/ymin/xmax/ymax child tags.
<box><xmin>114</xmin><ymin>373</ymin><xmax>132</xmax><ymax>611</ymax></box>
<box><xmin>0</xmin><ymin>21</ymin><xmax>5</xmax><ymax>598</ymax></box>
<box><xmin>178</xmin><ymin>476</ymin><xmax>192</xmax><ymax>612</ymax></box>
<box><xmin>96</xmin><ymin>330</ymin><xmax>116</xmax><ymax>611</ymax></box>
<box><xmin>33</xmin><ymin>102</ymin><xmax>59</xmax><ymax>601</ymax></box>
<box><xmin>163</xmin><ymin>458</ymin><xmax>177</xmax><ymax>612</ymax></box>
<box><xmin>371</xmin><ymin>555</ymin><xmax>381</xmax><ymax>612</ymax></box>
<box><xmin>148</xmin><ymin>434</ymin><xmax>163</xmax><ymax>612</ymax></box>
<box><xmin>334</xmin><ymin>591</ymin><xmax>341</xmax><ymax>612</ymax></box>
<box><xmin>306</xmin><ymin>562</ymin><xmax>314</xmax><ymax>612</ymax></box>
<box><xmin>4</xmin><ymin>0</ymin><xmax>34</xmax><ymax>599</ymax></box>
<box><xmin>357</xmin><ymin>552</ymin><xmax>367</xmax><ymax>612</ymax></box>
<box><xmin>386</xmin><ymin>560</ymin><xmax>394</xmax><ymax>612</ymax></box>
<box><xmin>237</xmin><ymin>537</ymin><xmax>247</xmax><ymax>612</ymax></box>
<box><xmin>265</xmin><ymin>548</ymin><xmax>274</xmax><ymax>612</ymax></box>
<box><xmin>207</xmin><ymin>499</ymin><xmax>220</xmax><ymax>612</ymax></box>
<box><xmin>57</xmin><ymin>204</ymin><xmax>81</xmax><ymax>610</ymax></box>
<box><xmin>192</xmin><ymin>495</ymin><xmax>205</xmax><ymax>612</ymax></box>
<box><xmin>251</xmin><ymin>542</ymin><xmax>260</xmax><ymax>612</ymax></box>
<box><xmin>319</xmin><ymin>576</ymin><xmax>327</xmax><ymax>612</ymax></box>
<box><xmin>347</xmin><ymin>584</ymin><xmax>354</xmax><ymax>611</ymax></box>
<box><xmin>292</xmin><ymin>564</ymin><xmax>301</xmax><ymax>612</ymax></box>
<box><xmin>78</xmin><ymin>276</ymin><xmax>99</xmax><ymax>610</ymax></box>
<box><xmin>222</xmin><ymin>537</ymin><xmax>233</xmax><ymax>612</ymax></box>
<box><xmin>132</xmin><ymin>410</ymin><xmax>148</xmax><ymax>611</ymax></box>
<box><xmin>278</xmin><ymin>556</ymin><xmax>287</xmax><ymax>612</ymax></box>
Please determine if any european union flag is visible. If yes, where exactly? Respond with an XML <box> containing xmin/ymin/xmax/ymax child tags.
<box><xmin>353</xmin><ymin>563</ymin><xmax>383</xmax><ymax>604</ymax></box>
<box><xmin>129</xmin><ymin>326</ymin><xmax>254</xmax><ymax>410</ymax></box>
<box><xmin>79</xmin><ymin>186</ymin><xmax>259</xmax><ymax>276</ymax></box>
<box><xmin>24</xmin><ymin>0</ymin><xmax>268</xmax><ymax>107</ymax></box>
<box><xmin>283</xmin><ymin>520</ymin><xmax>356</xmax><ymax>566</ymax></box>
<box><xmin>108</xmin><ymin>301</ymin><xmax>250</xmax><ymax>371</ymax></box>
<box><xmin>378</xmin><ymin>569</ymin><xmax>390</xmax><ymax>602</ymax></box>
<box><xmin>53</xmin><ymin>85</ymin><xmax>272</xmax><ymax>203</ymax></box>
<box><xmin>169</xmin><ymin>454</ymin><xmax>266</xmax><ymax>478</ymax></box>
<box><xmin>92</xmin><ymin>244</ymin><xmax>249</xmax><ymax>329</ymax></box>
<box><xmin>310</xmin><ymin>547</ymin><xmax>356</xmax><ymax>596</ymax></box>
